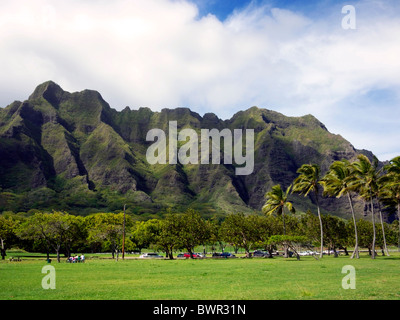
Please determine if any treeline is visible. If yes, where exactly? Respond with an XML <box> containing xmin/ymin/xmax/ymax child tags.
<box><xmin>0</xmin><ymin>209</ymin><xmax>398</xmax><ymax>262</ymax></box>
<box><xmin>1</xmin><ymin>154</ymin><xmax>399</xmax><ymax>262</ymax></box>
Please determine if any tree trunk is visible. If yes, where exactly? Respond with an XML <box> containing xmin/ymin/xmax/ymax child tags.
<box><xmin>377</xmin><ymin>202</ymin><xmax>389</xmax><ymax>256</ymax></box>
<box><xmin>287</xmin><ymin>242</ymin><xmax>300</xmax><ymax>260</ymax></box>
<box><xmin>315</xmin><ymin>191</ymin><xmax>324</xmax><ymax>259</ymax></box>
<box><xmin>282</xmin><ymin>209</ymin><xmax>288</xmax><ymax>258</ymax></box>
<box><xmin>282</xmin><ymin>210</ymin><xmax>287</xmax><ymax>235</ymax></box>
<box><xmin>65</xmin><ymin>247</ymin><xmax>70</xmax><ymax>258</ymax></box>
<box><xmin>46</xmin><ymin>244</ymin><xmax>50</xmax><ymax>260</ymax></box>
<box><xmin>56</xmin><ymin>245</ymin><xmax>61</xmax><ymax>263</ymax></box>
<box><xmin>165</xmin><ymin>245</ymin><xmax>174</xmax><ymax>259</ymax></box>
<box><xmin>0</xmin><ymin>239</ymin><xmax>5</xmax><ymax>260</ymax></box>
<box><xmin>370</xmin><ymin>197</ymin><xmax>376</xmax><ymax>259</ymax></box>
<box><xmin>348</xmin><ymin>193</ymin><xmax>359</xmax><ymax>259</ymax></box>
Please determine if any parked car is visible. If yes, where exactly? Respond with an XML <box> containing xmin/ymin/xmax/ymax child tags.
<box><xmin>183</xmin><ymin>252</ymin><xmax>201</xmax><ymax>258</ymax></box>
<box><xmin>139</xmin><ymin>253</ymin><xmax>164</xmax><ymax>259</ymax></box>
<box><xmin>222</xmin><ymin>252</ymin><xmax>236</xmax><ymax>258</ymax></box>
<box><xmin>253</xmin><ymin>250</ymin><xmax>271</xmax><ymax>257</ymax></box>
<box><xmin>298</xmin><ymin>250</ymin><xmax>318</xmax><ymax>256</ymax></box>
<box><xmin>212</xmin><ymin>252</ymin><xmax>236</xmax><ymax>258</ymax></box>
<box><xmin>322</xmin><ymin>250</ymin><xmax>339</xmax><ymax>256</ymax></box>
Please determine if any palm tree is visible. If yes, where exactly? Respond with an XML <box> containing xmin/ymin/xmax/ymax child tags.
<box><xmin>263</xmin><ymin>184</ymin><xmax>295</xmax><ymax>258</ymax></box>
<box><xmin>292</xmin><ymin>164</ymin><xmax>324</xmax><ymax>258</ymax></box>
<box><xmin>351</xmin><ymin>154</ymin><xmax>380</xmax><ymax>259</ymax></box>
<box><xmin>262</xmin><ymin>184</ymin><xmax>295</xmax><ymax>233</ymax></box>
<box><xmin>383</xmin><ymin>156</ymin><xmax>400</xmax><ymax>251</ymax></box>
<box><xmin>376</xmin><ymin>176</ymin><xmax>390</xmax><ymax>256</ymax></box>
<box><xmin>386</xmin><ymin>156</ymin><xmax>400</xmax><ymax>175</ymax></box>
<box><xmin>321</xmin><ymin>159</ymin><xmax>359</xmax><ymax>258</ymax></box>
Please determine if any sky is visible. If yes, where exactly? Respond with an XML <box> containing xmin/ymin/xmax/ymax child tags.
<box><xmin>0</xmin><ymin>0</ymin><xmax>399</xmax><ymax>161</ymax></box>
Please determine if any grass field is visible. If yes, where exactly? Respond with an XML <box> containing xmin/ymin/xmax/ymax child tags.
<box><xmin>1</xmin><ymin>251</ymin><xmax>400</xmax><ymax>300</ymax></box>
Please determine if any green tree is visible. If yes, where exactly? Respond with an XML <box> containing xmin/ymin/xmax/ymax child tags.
<box><xmin>156</xmin><ymin>215</ymin><xmax>181</xmax><ymax>259</ymax></box>
<box><xmin>0</xmin><ymin>216</ymin><xmax>19</xmax><ymax>260</ymax></box>
<box><xmin>175</xmin><ymin>209</ymin><xmax>210</xmax><ymax>259</ymax></box>
<box><xmin>17</xmin><ymin>211</ymin><xmax>80</xmax><ymax>262</ymax></box>
<box><xmin>206</xmin><ymin>217</ymin><xmax>224</xmax><ymax>253</ymax></box>
<box><xmin>267</xmin><ymin>235</ymin><xmax>308</xmax><ymax>260</ymax></box>
<box><xmin>61</xmin><ymin>214</ymin><xmax>86</xmax><ymax>258</ymax></box>
<box><xmin>321</xmin><ymin>159</ymin><xmax>359</xmax><ymax>258</ymax></box>
<box><xmin>17</xmin><ymin>213</ymin><xmax>51</xmax><ymax>260</ymax></box>
<box><xmin>85</xmin><ymin>212</ymin><xmax>132</xmax><ymax>261</ymax></box>
<box><xmin>220</xmin><ymin>213</ymin><xmax>259</xmax><ymax>257</ymax></box>
<box><xmin>299</xmin><ymin>210</ymin><xmax>320</xmax><ymax>253</ymax></box>
<box><xmin>321</xmin><ymin>214</ymin><xmax>347</xmax><ymax>256</ymax></box>
<box><xmin>262</xmin><ymin>184</ymin><xmax>295</xmax><ymax>235</ymax></box>
<box><xmin>351</xmin><ymin>155</ymin><xmax>380</xmax><ymax>259</ymax></box>
<box><xmin>262</xmin><ymin>184</ymin><xmax>295</xmax><ymax>257</ymax></box>
<box><xmin>253</xmin><ymin>215</ymin><xmax>277</xmax><ymax>256</ymax></box>
<box><xmin>355</xmin><ymin>218</ymin><xmax>374</xmax><ymax>255</ymax></box>
<box><xmin>292</xmin><ymin>164</ymin><xmax>324</xmax><ymax>258</ymax></box>
<box><xmin>131</xmin><ymin>219</ymin><xmax>160</xmax><ymax>253</ymax></box>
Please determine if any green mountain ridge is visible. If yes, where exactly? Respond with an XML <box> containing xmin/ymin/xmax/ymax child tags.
<box><xmin>0</xmin><ymin>81</ymin><xmax>377</xmax><ymax>219</ymax></box>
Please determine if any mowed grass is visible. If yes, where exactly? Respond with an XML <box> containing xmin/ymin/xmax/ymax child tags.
<box><xmin>1</xmin><ymin>253</ymin><xmax>400</xmax><ymax>300</ymax></box>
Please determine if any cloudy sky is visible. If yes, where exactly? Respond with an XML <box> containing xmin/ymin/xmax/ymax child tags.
<box><xmin>1</xmin><ymin>0</ymin><xmax>399</xmax><ymax>161</ymax></box>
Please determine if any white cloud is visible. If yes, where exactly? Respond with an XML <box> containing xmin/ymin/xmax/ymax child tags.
<box><xmin>0</xmin><ymin>0</ymin><xmax>399</xmax><ymax>160</ymax></box>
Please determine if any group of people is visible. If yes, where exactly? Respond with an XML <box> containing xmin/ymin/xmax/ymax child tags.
<box><xmin>67</xmin><ymin>254</ymin><xmax>85</xmax><ymax>263</ymax></box>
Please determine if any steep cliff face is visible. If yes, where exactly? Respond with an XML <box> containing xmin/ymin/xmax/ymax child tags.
<box><xmin>0</xmin><ymin>81</ymin><xmax>374</xmax><ymax>217</ymax></box>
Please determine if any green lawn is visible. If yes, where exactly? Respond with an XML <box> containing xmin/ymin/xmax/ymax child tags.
<box><xmin>1</xmin><ymin>252</ymin><xmax>400</xmax><ymax>300</ymax></box>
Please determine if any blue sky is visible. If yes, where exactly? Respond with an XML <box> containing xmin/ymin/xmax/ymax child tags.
<box><xmin>0</xmin><ymin>0</ymin><xmax>399</xmax><ymax>161</ymax></box>
<box><xmin>191</xmin><ymin>0</ymin><xmax>255</xmax><ymax>20</ymax></box>
<box><xmin>191</xmin><ymin>0</ymin><xmax>350</xmax><ymax>20</ymax></box>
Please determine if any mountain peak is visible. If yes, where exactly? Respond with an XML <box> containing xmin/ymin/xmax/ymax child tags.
<box><xmin>28</xmin><ymin>80</ymin><xmax>65</xmax><ymax>106</ymax></box>
<box><xmin>299</xmin><ymin>114</ymin><xmax>328</xmax><ymax>131</ymax></box>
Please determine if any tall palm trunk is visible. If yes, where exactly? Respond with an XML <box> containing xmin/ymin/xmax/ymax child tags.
<box><xmin>370</xmin><ymin>197</ymin><xmax>376</xmax><ymax>259</ymax></box>
<box><xmin>282</xmin><ymin>208</ymin><xmax>288</xmax><ymax>258</ymax></box>
<box><xmin>348</xmin><ymin>192</ymin><xmax>359</xmax><ymax>259</ymax></box>
<box><xmin>282</xmin><ymin>209</ymin><xmax>287</xmax><ymax>236</ymax></box>
<box><xmin>377</xmin><ymin>202</ymin><xmax>389</xmax><ymax>256</ymax></box>
<box><xmin>315</xmin><ymin>191</ymin><xmax>324</xmax><ymax>258</ymax></box>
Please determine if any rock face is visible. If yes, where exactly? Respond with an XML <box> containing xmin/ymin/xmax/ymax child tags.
<box><xmin>0</xmin><ymin>81</ymin><xmax>377</xmax><ymax>217</ymax></box>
